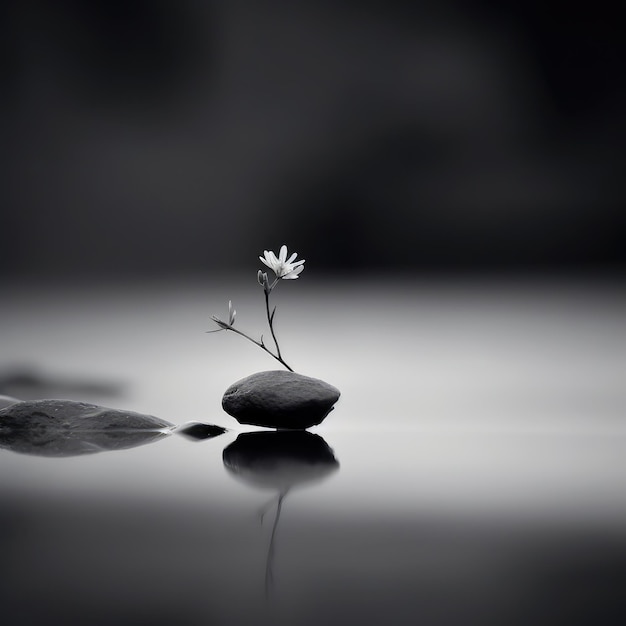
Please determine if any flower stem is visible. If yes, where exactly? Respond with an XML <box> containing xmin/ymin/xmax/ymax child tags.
<box><xmin>215</xmin><ymin>323</ymin><xmax>294</xmax><ymax>372</ymax></box>
<box><xmin>265</xmin><ymin>289</ymin><xmax>284</xmax><ymax>362</ymax></box>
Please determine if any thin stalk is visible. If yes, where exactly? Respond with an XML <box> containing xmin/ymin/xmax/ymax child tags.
<box><xmin>211</xmin><ymin>323</ymin><xmax>293</xmax><ymax>372</ymax></box>
<box><xmin>265</xmin><ymin>289</ymin><xmax>283</xmax><ymax>361</ymax></box>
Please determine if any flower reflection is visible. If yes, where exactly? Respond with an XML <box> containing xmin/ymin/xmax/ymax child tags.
<box><xmin>223</xmin><ymin>431</ymin><xmax>339</xmax><ymax>596</ymax></box>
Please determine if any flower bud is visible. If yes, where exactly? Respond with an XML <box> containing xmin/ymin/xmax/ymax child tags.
<box><xmin>257</xmin><ymin>270</ymin><xmax>271</xmax><ymax>294</ymax></box>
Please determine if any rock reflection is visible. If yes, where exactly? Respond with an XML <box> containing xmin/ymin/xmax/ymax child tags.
<box><xmin>223</xmin><ymin>431</ymin><xmax>339</xmax><ymax>596</ymax></box>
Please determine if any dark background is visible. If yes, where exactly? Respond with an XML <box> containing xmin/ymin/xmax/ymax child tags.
<box><xmin>2</xmin><ymin>0</ymin><xmax>624</xmax><ymax>279</ymax></box>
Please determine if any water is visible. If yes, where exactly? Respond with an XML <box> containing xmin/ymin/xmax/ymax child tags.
<box><xmin>1</xmin><ymin>277</ymin><xmax>625</xmax><ymax>625</ymax></box>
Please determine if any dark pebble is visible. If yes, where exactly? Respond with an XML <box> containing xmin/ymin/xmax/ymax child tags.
<box><xmin>222</xmin><ymin>370</ymin><xmax>340</xmax><ymax>430</ymax></box>
<box><xmin>175</xmin><ymin>421</ymin><xmax>227</xmax><ymax>441</ymax></box>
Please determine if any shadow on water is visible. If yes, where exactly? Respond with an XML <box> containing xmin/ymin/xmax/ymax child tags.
<box><xmin>0</xmin><ymin>366</ymin><xmax>125</xmax><ymax>401</ymax></box>
<box><xmin>223</xmin><ymin>431</ymin><xmax>340</xmax><ymax>597</ymax></box>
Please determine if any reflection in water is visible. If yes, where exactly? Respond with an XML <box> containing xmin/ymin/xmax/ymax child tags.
<box><xmin>0</xmin><ymin>425</ymin><xmax>170</xmax><ymax>457</ymax></box>
<box><xmin>223</xmin><ymin>431</ymin><xmax>340</xmax><ymax>596</ymax></box>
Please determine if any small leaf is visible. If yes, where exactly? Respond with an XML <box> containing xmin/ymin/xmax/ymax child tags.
<box><xmin>211</xmin><ymin>316</ymin><xmax>230</xmax><ymax>330</ymax></box>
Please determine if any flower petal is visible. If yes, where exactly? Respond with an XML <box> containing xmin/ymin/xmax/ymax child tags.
<box><xmin>279</xmin><ymin>245</ymin><xmax>287</xmax><ymax>262</ymax></box>
<box><xmin>283</xmin><ymin>265</ymin><xmax>304</xmax><ymax>279</ymax></box>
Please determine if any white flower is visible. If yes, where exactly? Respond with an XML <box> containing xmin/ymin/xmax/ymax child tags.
<box><xmin>259</xmin><ymin>245</ymin><xmax>305</xmax><ymax>280</ymax></box>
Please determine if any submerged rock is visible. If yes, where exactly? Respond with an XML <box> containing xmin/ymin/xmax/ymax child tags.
<box><xmin>222</xmin><ymin>370</ymin><xmax>340</xmax><ymax>429</ymax></box>
<box><xmin>0</xmin><ymin>399</ymin><xmax>174</xmax><ymax>457</ymax></box>
<box><xmin>0</xmin><ymin>395</ymin><xmax>19</xmax><ymax>410</ymax></box>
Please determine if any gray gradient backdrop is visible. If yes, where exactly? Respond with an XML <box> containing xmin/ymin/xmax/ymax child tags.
<box><xmin>1</xmin><ymin>4</ymin><xmax>625</xmax><ymax>625</ymax></box>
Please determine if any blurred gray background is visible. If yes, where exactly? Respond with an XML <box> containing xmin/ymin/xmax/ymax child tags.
<box><xmin>2</xmin><ymin>7</ymin><xmax>626</xmax><ymax>623</ymax></box>
<box><xmin>2</xmin><ymin>0</ymin><xmax>624</xmax><ymax>279</ymax></box>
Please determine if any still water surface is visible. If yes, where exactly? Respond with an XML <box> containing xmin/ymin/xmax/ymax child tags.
<box><xmin>1</xmin><ymin>277</ymin><xmax>625</xmax><ymax>625</ymax></box>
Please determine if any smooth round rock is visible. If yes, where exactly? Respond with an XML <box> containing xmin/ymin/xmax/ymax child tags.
<box><xmin>222</xmin><ymin>370</ymin><xmax>340</xmax><ymax>430</ymax></box>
